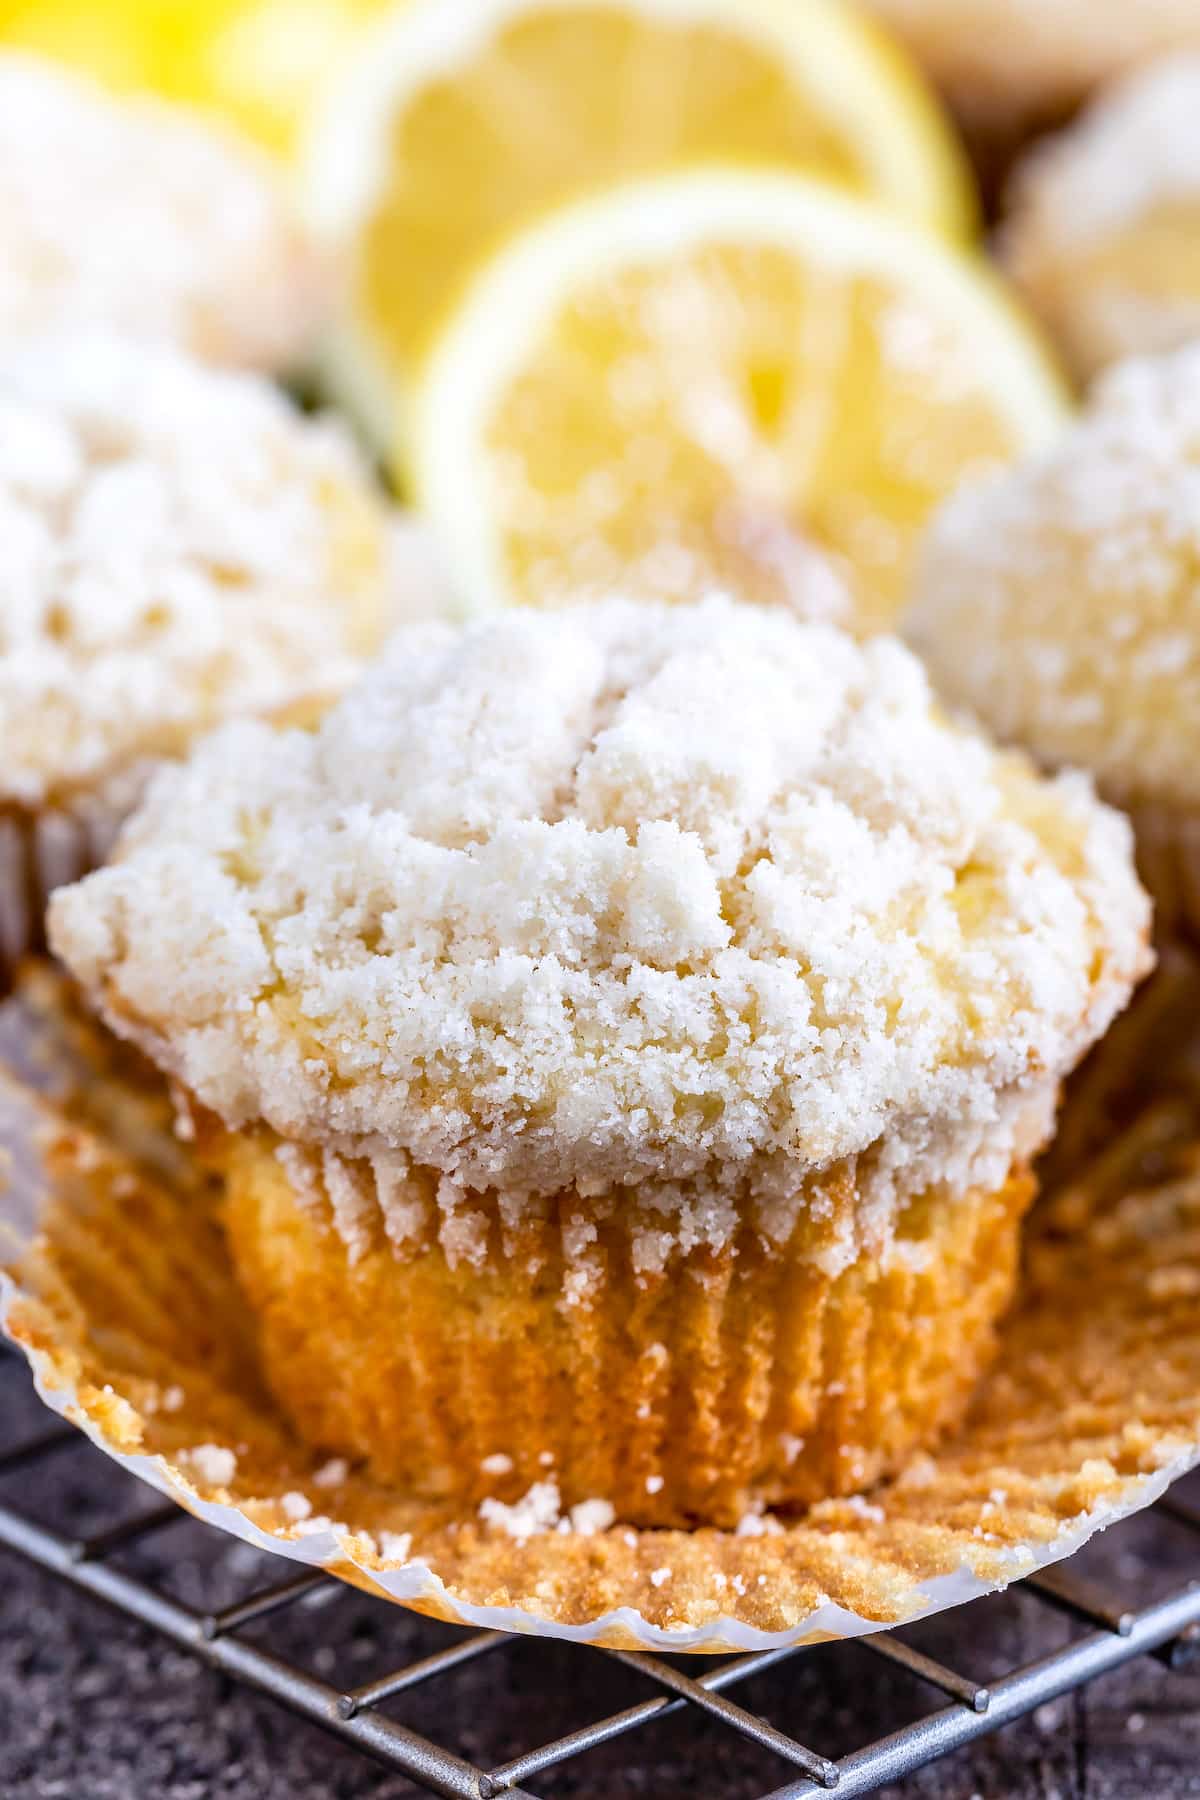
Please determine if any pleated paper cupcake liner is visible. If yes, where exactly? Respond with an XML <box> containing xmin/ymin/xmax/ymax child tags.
<box><xmin>3</xmin><ymin>958</ymin><xmax>1200</xmax><ymax>1650</ymax></box>
<box><xmin>220</xmin><ymin>1125</ymin><xmax>1034</xmax><ymax>1527</ymax></box>
<box><xmin>0</xmin><ymin>800</ymin><xmax>120</xmax><ymax>988</ymax></box>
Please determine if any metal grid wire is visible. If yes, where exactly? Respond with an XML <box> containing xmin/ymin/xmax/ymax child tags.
<box><xmin>3</xmin><ymin>1337</ymin><xmax>1200</xmax><ymax>1800</ymax></box>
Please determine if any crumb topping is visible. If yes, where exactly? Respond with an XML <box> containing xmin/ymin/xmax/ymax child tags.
<box><xmin>477</xmin><ymin>1480</ymin><xmax>615</xmax><ymax>1541</ymax></box>
<box><xmin>51</xmin><ymin>597</ymin><xmax>1149</xmax><ymax>1202</ymax></box>
<box><xmin>908</xmin><ymin>344</ymin><xmax>1200</xmax><ymax>810</ymax></box>
<box><xmin>0</xmin><ymin>53</ymin><xmax>326</xmax><ymax>369</ymax></box>
<box><xmin>0</xmin><ymin>333</ymin><xmax>389</xmax><ymax>808</ymax></box>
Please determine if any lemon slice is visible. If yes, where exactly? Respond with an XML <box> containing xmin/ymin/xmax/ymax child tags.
<box><xmin>0</xmin><ymin>0</ymin><xmax>385</xmax><ymax>156</ymax></box>
<box><xmin>412</xmin><ymin>169</ymin><xmax>1068</xmax><ymax>629</ymax></box>
<box><xmin>304</xmin><ymin>0</ymin><xmax>976</xmax><ymax>441</ymax></box>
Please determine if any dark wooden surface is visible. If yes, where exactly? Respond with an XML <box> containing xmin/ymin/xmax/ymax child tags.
<box><xmin>4</xmin><ymin>1362</ymin><xmax>1200</xmax><ymax>1800</ymax></box>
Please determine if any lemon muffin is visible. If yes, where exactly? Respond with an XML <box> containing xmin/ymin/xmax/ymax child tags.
<box><xmin>865</xmin><ymin>1</ymin><xmax>1200</xmax><ymax>148</ymax></box>
<box><xmin>1002</xmin><ymin>55</ymin><xmax>1200</xmax><ymax>383</ymax></box>
<box><xmin>0</xmin><ymin>330</ymin><xmax>392</xmax><ymax>968</ymax></box>
<box><xmin>908</xmin><ymin>344</ymin><xmax>1200</xmax><ymax>936</ymax></box>
<box><xmin>48</xmin><ymin>597</ymin><xmax>1150</xmax><ymax>1527</ymax></box>
<box><xmin>0</xmin><ymin>53</ymin><xmax>325</xmax><ymax>370</ymax></box>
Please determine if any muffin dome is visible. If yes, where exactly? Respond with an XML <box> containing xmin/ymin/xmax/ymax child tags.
<box><xmin>0</xmin><ymin>332</ymin><xmax>390</xmax><ymax>814</ymax></box>
<box><xmin>51</xmin><ymin>595</ymin><xmax>1149</xmax><ymax>1213</ymax></box>
<box><xmin>0</xmin><ymin>54</ymin><xmax>324</xmax><ymax>370</ymax></box>
<box><xmin>1003</xmin><ymin>55</ymin><xmax>1200</xmax><ymax>381</ymax></box>
<box><xmin>908</xmin><ymin>346</ymin><xmax>1200</xmax><ymax>817</ymax></box>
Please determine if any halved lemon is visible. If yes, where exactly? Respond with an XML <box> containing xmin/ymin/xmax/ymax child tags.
<box><xmin>304</xmin><ymin>0</ymin><xmax>976</xmax><ymax>442</ymax></box>
<box><xmin>412</xmin><ymin>169</ymin><xmax>1069</xmax><ymax>629</ymax></box>
<box><xmin>0</xmin><ymin>0</ymin><xmax>386</xmax><ymax>156</ymax></box>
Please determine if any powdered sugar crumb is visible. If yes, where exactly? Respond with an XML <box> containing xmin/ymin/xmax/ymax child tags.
<box><xmin>378</xmin><ymin>1530</ymin><xmax>413</xmax><ymax>1564</ymax></box>
<box><xmin>180</xmin><ymin>1443</ymin><xmax>236</xmax><ymax>1487</ymax></box>
<box><xmin>480</xmin><ymin>1453</ymin><xmax>514</xmax><ymax>1476</ymax></box>
<box><xmin>735</xmin><ymin>1509</ymin><xmax>784</xmax><ymax>1537</ymax></box>
<box><xmin>477</xmin><ymin>1481</ymin><xmax>615</xmax><ymax>1541</ymax></box>
<box><xmin>569</xmin><ymin>1498</ymin><xmax>616</xmax><ymax>1536</ymax></box>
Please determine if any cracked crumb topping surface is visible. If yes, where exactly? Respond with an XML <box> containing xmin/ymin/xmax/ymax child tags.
<box><xmin>0</xmin><ymin>332</ymin><xmax>389</xmax><ymax>809</ymax></box>
<box><xmin>0</xmin><ymin>53</ymin><xmax>326</xmax><ymax>369</ymax></box>
<box><xmin>50</xmin><ymin>596</ymin><xmax>1150</xmax><ymax>1202</ymax></box>
<box><xmin>908</xmin><ymin>344</ymin><xmax>1200</xmax><ymax>811</ymax></box>
<box><xmin>1002</xmin><ymin>53</ymin><xmax>1200</xmax><ymax>375</ymax></box>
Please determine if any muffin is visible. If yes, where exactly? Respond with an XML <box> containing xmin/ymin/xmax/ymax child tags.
<box><xmin>48</xmin><ymin>597</ymin><xmax>1150</xmax><ymax>1528</ymax></box>
<box><xmin>1002</xmin><ymin>55</ymin><xmax>1200</xmax><ymax>383</ymax></box>
<box><xmin>0</xmin><ymin>330</ymin><xmax>393</xmax><ymax>970</ymax></box>
<box><xmin>907</xmin><ymin>344</ymin><xmax>1200</xmax><ymax>938</ymax></box>
<box><xmin>0</xmin><ymin>53</ymin><xmax>325</xmax><ymax>370</ymax></box>
<box><xmin>864</xmin><ymin>1</ymin><xmax>1200</xmax><ymax>162</ymax></box>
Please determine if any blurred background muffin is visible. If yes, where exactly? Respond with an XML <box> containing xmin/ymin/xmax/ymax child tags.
<box><xmin>48</xmin><ymin>597</ymin><xmax>1151</xmax><ymax>1528</ymax></box>
<box><xmin>865</xmin><ymin>0</ymin><xmax>1200</xmax><ymax>183</ymax></box>
<box><xmin>0</xmin><ymin>50</ymin><xmax>326</xmax><ymax>368</ymax></box>
<box><xmin>1002</xmin><ymin>54</ymin><xmax>1200</xmax><ymax>383</ymax></box>
<box><xmin>0</xmin><ymin>330</ymin><xmax>393</xmax><ymax>971</ymax></box>
<box><xmin>907</xmin><ymin>343</ymin><xmax>1200</xmax><ymax>939</ymax></box>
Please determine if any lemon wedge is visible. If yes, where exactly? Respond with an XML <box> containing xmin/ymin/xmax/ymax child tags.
<box><xmin>304</xmin><ymin>0</ymin><xmax>976</xmax><ymax>441</ymax></box>
<box><xmin>412</xmin><ymin>169</ymin><xmax>1068</xmax><ymax>628</ymax></box>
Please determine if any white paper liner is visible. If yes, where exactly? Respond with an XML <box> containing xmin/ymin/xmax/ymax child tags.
<box><xmin>3</xmin><ymin>972</ymin><xmax>1200</xmax><ymax>1652</ymax></box>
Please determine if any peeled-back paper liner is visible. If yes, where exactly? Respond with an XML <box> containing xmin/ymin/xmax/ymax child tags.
<box><xmin>4</xmin><ymin>958</ymin><xmax>1200</xmax><ymax>1653</ymax></box>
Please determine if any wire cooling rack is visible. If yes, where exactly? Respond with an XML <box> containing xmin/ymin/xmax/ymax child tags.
<box><xmin>3</xmin><ymin>1336</ymin><xmax>1200</xmax><ymax>1799</ymax></box>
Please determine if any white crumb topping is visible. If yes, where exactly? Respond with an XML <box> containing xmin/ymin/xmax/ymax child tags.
<box><xmin>649</xmin><ymin>1567</ymin><xmax>672</xmax><ymax>1588</ymax></box>
<box><xmin>476</xmin><ymin>1481</ymin><xmax>614</xmax><ymax>1541</ymax></box>
<box><xmin>378</xmin><ymin>1530</ymin><xmax>413</xmax><ymax>1563</ymax></box>
<box><xmin>569</xmin><ymin>1499</ymin><xmax>616</xmax><ymax>1536</ymax></box>
<box><xmin>479</xmin><ymin>1480</ymin><xmax>563</xmax><ymax>1541</ymax></box>
<box><xmin>735</xmin><ymin>1509</ymin><xmax>784</xmax><ymax>1537</ymax></box>
<box><xmin>865</xmin><ymin>1</ymin><xmax>1200</xmax><ymax>120</ymax></box>
<box><xmin>1002</xmin><ymin>54</ymin><xmax>1200</xmax><ymax>377</ymax></box>
<box><xmin>480</xmin><ymin>1453</ymin><xmax>515</xmax><ymax>1476</ymax></box>
<box><xmin>280</xmin><ymin>1490</ymin><xmax>312</xmax><ymax>1522</ymax></box>
<box><xmin>312</xmin><ymin>1457</ymin><xmax>349</xmax><ymax>1488</ymax></box>
<box><xmin>0</xmin><ymin>333</ymin><xmax>388</xmax><ymax>809</ymax></box>
<box><xmin>908</xmin><ymin>344</ymin><xmax>1200</xmax><ymax>811</ymax></box>
<box><xmin>180</xmin><ymin>1443</ymin><xmax>236</xmax><ymax>1487</ymax></box>
<box><xmin>51</xmin><ymin>597</ymin><xmax>1149</xmax><ymax>1207</ymax></box>
<box><xmin>0</xmin><ymin>53</ymin><xmax>325</xmax><ymax>369</ymax></box>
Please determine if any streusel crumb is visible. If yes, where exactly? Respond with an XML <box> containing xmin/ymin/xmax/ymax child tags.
<box><xmin>51</xmin><ymin>597</ymin><xmax>1150</xmax><ymax>1206</ymax></box>
<box><xmin>0</xmin><ymin>53</ymin><xmax>326</xmax><ymax>369</ymax></box>
<box><xmin>0</xmin><ymin>332</ymin><xmax>389</xmax><ymax>810</ymax></box>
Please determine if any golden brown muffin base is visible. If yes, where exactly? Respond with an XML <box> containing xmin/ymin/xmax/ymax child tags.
<box><xmin>4</xmin><ymin>960</ymin><xmax>1200</xmax><ymax>1645</ymax></box>
<box><xmin>219</xmin><ymin>1131</ymin><xmax>1034</xmax><ymax>1529</ymax></box>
